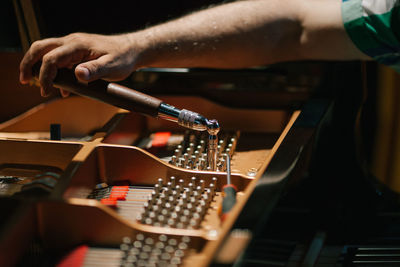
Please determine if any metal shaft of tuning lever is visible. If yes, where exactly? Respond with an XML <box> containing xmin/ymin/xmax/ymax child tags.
<box><xmin>32</xmin><ymin>63</ymin><xmax>220</xmax><ymax>170</ymax></box>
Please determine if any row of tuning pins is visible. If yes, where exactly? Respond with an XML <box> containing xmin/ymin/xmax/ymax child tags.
<box><xmin>138</xmin><ymin>176</ymin><xmax>218</xmax><ymax>229</ymax></box>
<box><xmin>61</xmin><ymin>234</ymin><xmax>190</xmax><ymax>267</ymax></box>
<box><xmin>120</xmin><ymin>234</ymin><xmax>191</xmax><ymax>267</ymax></box>
<box><xmin>169</xmin><ymin>131</ymin><xmax>238</xmax><ymax>172</ymax></box>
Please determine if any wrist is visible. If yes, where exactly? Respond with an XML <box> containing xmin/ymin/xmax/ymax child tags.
<box><xmin>124</xmin><ymin>30</ymin><xmax>156</xmax><ymax>70</ymax></box>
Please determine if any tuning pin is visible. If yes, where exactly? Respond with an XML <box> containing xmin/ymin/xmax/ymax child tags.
<box><xmin>167</xmin><ymin>218</ymin><xmax>176</xmax><ymax>228</ymax></box>
<box><xmin>202</xmin><ymin>194</ymin><xmax>210</xmax><ymax>206</ymax></box>
<box><xmin>175</xmin><ymin>185</ymin><xmax>182</xmax><ymax>195</ymax></box>
<box><xmin>227</xmin><ymin>143</ymin><xmax>233</xmax><ymax>150</ymax></box>
<box><xmin>209</xmin><ymin>184</ymin><xmax>215</xmax><ymax>197</ymax></box>
<box><xmin>154</xmin><ymin>184</ymin><xmax>161</xmax><ymax>195</ymax></box>
<box><xmin>199</xmin><ymin>158</ymin><xmax>206</xmax><ymax>170</ymax></box>
<box><xmin>160</xmin><ymin>209</ymin><xmax>169</xmax><ymax>217</ymax></box>
<box><xmin>157</xmin><ymin>214</ymin><xmax>166</xmax><ymax>223</ymax></box>
<box><xmin>168</xmin><ymin>195</ymin><xmax>177</xmax><ymax>205</ymax></box>
<box><xmin>186</xmin><ymin>184</ymin><xmax>193</xmax><ymax>197</ymax></box>
<box><xmin>180</xmin><ymin>216</ymin><xmax>188</xmax><ymax>225</ymax></box>
<box><xmin>194</xmin><ymin>189</ymin><xmax>202</xmax><ymax>201</ymax></box>
<box><xmin>183</xmin><ymin>153</ymin><xmax>189</xmax><ymax>165</ymax></box>
<box><xmin>185</xmin><ymin>204</ymin><xmax>194</xmax><ymax>214</ymax></box>
<box><xmin>189</xmin><ymin>142</ymin><xmax>195</xmax><ymax>153</ymax></box>
<box><xmin>150</xmin><ymin>192</ymin><xmax>158</xmax><ymax>205</ymax></box>
<box><xmin>199</xmin><ymin>140</ymin><xmax>205</xmax><ymax>148</ymax></box>
<box><xmin>199</xmin><ymin>180</ymin><xmax>205</xmax><ymax>192</ymax></box>
<box><xmin>178</xmin><ymin>241</ymin><xmax>188</xmax><ymax>250</ymax></box>
<box><xmin>190</xmin><ymin>155</ymin><xmax>197</xmax><ymax>168</ymax></box>
<box><xmin>178</xmin><ymin>157</ymin><xmax>185</xmax><ymax>168</ymax></box>
<box><xmin>195</xmin><ymin>206</ymin><xmax>204</xmax><ymax>216</ymax></box>
<box><xmin>219</xmin><ymin>138</ymin><xmax>225</xmax><ymax>146</ymax></box>
<box><xmin>166</xmin><ymin>182</ymin><xmax>172</xmax><ymax>191</ymax></box>
<box><xmin>174</xmin><ymin>206</ymin><xmax>183</xmax><ymax>215</ymax></box>
<box><xmin>170</xmin><ymin>176</ymin><xmax>176</xmax><ymax>187</ymax></box>
<box><xmin>174</xmin><ymin>149</ymin><xmax>181</xmax><ymax>158</ymax></box>
<box><xmin>181</xmin><ymin>194</ymin><xmax>188</xmax><ymax>204</ymax></box>
<box><xmin>170</xmin><ymin>155</ymin><xmax>177</xmax><ymax>165</ymax></box>
<box><xmin>170</xmin><ymin>211</ymin><xmax>178</xmax><ymax>220</ymax></box>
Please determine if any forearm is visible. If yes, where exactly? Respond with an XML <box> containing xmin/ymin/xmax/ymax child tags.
<box><xmin>129</xmin><ymin>0</ymin><xmax>368</xmax><ymax>70</ymax></box>
<box><xmin>20</xmin><ymin>0</ymin><xmax>369</xmax><ymax>95</ymax></box>
<box><xmin>130</xmin><ymin>0</ymin><xmax>302</xmax><ymax>69</ymax></box>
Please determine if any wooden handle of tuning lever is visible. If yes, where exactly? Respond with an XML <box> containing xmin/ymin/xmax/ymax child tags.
<box><xmin>32</xmin><ymin>63</ymin><xmax>162</xmax><ymax>117</ymax></box>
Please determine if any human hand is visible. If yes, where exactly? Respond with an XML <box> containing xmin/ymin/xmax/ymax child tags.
<box><xmin>19</xmin><ymin>33</ymin><xmax>140</xmax><ymax>97</ymax></box>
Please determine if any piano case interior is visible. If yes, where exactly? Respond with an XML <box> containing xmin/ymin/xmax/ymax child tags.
<box><xmin>1</xmin><ymin>0</ymin><xmax>399</xmax><ymax>266</ymax></box>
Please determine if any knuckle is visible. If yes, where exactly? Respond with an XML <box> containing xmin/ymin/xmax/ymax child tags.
<box><xmin>65</xmin><ymin>33</ymin><xmax>93</xmax><ymax>49</ymax></box>
<box><xmin>30</xmin><ymin>40</ymin><xmax>42</xmax><ymax>50</ymax></box>
<box><xmin>66</xmin><ymin>32</ymin><xmax>86</xmax><ymax>42</ymax></box>
<box><xmin>67</xmin><ymin>32</ymin><xmax>79</xmax><ymax>38</ymax></box>
<box><xmin>42</xmin><ymin>54</ymin><xmax>56</xmax><ymax>65</ymax></box>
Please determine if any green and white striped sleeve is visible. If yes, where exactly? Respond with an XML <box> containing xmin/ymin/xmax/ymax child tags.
<box><xmin>342</xmin><ymin>0</ymin><xmax>400</xmax><ymax>72</ymax></box>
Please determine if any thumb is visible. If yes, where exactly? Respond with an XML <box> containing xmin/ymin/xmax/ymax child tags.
<box><xmin>75</xmin><ymin>56</ymin><xmax>109</xmax><ymax>82</ymax></box>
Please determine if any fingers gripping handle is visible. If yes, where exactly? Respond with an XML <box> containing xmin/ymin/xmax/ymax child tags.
<box><xmin>32</xmin><ymin>63</ymin><xmax>162</xmax><ymax>117</ymax></box>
